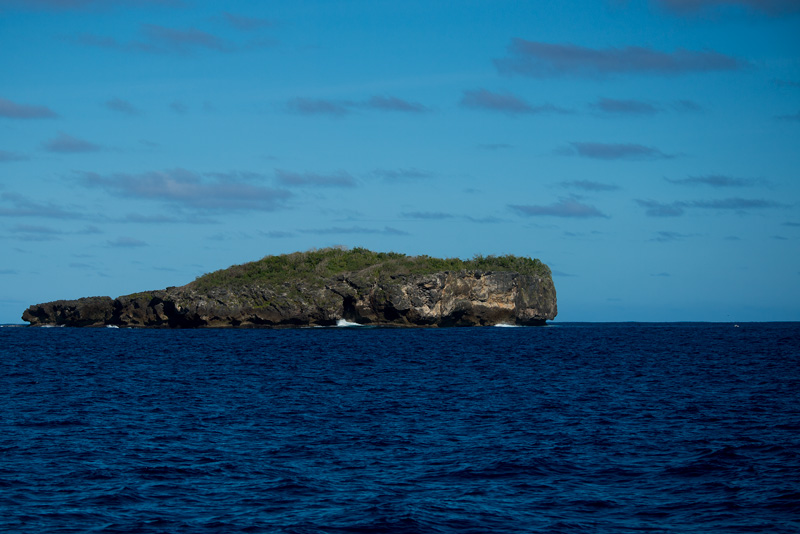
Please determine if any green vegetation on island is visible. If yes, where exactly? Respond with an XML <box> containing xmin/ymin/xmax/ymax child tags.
<box><xmin>23</xmin><ymin>247</ymin><xmax>557</xmax><ymax>327</ymax></box>
<box><xmin>191</xmin><ymin>247</ymin><xmax>551</xmax><ymax>292</ymax></box>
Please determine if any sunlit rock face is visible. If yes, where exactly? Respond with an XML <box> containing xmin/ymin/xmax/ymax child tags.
<box><xmin>23</xmin><ymin>270</ymin><xmax>556</xmax><ymax>328</ymax></box>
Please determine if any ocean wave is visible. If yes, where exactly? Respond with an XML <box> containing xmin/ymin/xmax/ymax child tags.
<box><xmin>336</xmin><ymin>319</ymin><xmax>364</xmax><ymax>327</ymax></box>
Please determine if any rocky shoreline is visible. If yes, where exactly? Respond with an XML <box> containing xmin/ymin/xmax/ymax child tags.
<box><xmin>23</xmin><ymin>269</ymin><xmax>557</xmax><ymax>328</ymax></box>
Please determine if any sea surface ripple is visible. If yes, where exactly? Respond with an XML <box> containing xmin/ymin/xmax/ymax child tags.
<box><xmin>2</xmin><ymin>323</ymin><xmax>799</xmax><ymax>533</ymax></box>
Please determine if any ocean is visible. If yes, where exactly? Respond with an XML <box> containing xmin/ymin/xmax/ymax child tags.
<box><xmin>2</xmin><ymin>323</ymin><xmax>799</xmax><ymax>533</ymax></box>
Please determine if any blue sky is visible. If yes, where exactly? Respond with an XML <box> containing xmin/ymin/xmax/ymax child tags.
<box><xmin>1</xmin><ymin>0</ymin><xmax>798</xmax><ymax>323</ymax></box>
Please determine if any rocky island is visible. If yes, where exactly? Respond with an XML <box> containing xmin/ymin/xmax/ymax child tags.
<box><xmin>22</xmin><ymin>248</ymin><xmax>557</xmax><ymax>328</ymax></box>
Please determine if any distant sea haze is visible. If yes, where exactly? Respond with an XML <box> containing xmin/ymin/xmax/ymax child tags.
<box><xmin>3</xmin><ymin>323</ymin><xmax>799</xmax><ymax>533</ymax></box>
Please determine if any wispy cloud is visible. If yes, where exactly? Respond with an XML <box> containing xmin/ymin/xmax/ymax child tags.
<box><xmin>275</xmin><ymin>169</ymin><xmax>356</xmax><ymax>188</ymax></box>
<box><xmin>141</xmin><ymin>24</ymin><xmax>226</xmax><ymax>53</ymax></box>
<box><xmin>106</xmin><ymin>236</ymin><xmax>148</xmax><ymax>247</ymax></box>
<box><xmin>563</xmin><ymin>142</ymin><xmax>673</xmax><ymax>160</ymax></box>
<box><xmin>0</xmin><ymin>0</ymin><xmax>183</xmax><ymax>10</ymax></box>
<box><xmin>8</xmin><ymin>223</ymin><xmax>98</xmax><ymax>240</ymax></box>
<box><xmin>0</xmin><ymin>149</ymin><xmax>27</xmax><ymax>162</ymax></box>
<box><xmin>105</xmin><ymin>97</ymin><xmax>142</xmax><ymax>116</ymax></box>
<box><xmin>672</xmin><ymin>99</ymin><xmax>703</xmax><ymax>112</ymax></box>
<box><xmin>398</xmin><ymin>211</ymin><xmax>502</xmax><ymax>223</ymax></box>
<box><xmin>460</xmin><ymin>89</ymin><xmax>567</xmax><ymax>115</ymax></box>
<box><xmin>9</xmin><ymin>223</ymin><xmax>64</xmax><ymax>241</ymax></box>
<box><xmin>637</xmin><ymin>197</ymin><xmax>785</xmax><ymax>216</ymax></box>
<box><xmin>690</xmin><ymin>198</ymin><xmax>783</xmax><ymax>210</ymax></box>
<box><xmin>77</xmin><ymin>225</ymin><xmax>102</xmax><ymax>234</ymax></box>
<box><xmin>72</xmin><ymin>23</ymin><xmax>230</xmax><ymax>55</ymax></box>
<box><xmin>494</xmin><ymin>39</ymin><xmax>744</xmax><ymax>78</ymax></box>
<box><xmin>121</xmin><ymin>213</ymin><xmax>216</xmax><ymax>224</ymax></box>
<box><xmin>559</xmin><ymin>180</ymin><xmax>621</xmax><ymax>191</ymax></box>
<box><xmin>651</xmin><ymin>231</ymin><xmax>695</xmax><ymax>242</ymax></box>
<box><xmin>205</xmin><ymin>170</ymin><xmax>265</xmax><ymax>182</ymax></box>
<box><xmin>591</xmin><ymin>97</ymin><xmax>702</xmax><ymax>114</ymax></box>
<box><xmin>592</xmin><ymin>97</ymin><xmax>658</xmax><ymax>115</ymax></box>
<box><xmin>43</xmin><ymin>132</ymin><xmax>101</xmax><ymax>153</ymax></box>
<box><xmin>370</xmin><ymin>168</ymin><xmax>432</xmax><ymax>181</ymax></box>
<box><xmin>170</xmin><ymin>100</ymin><xmax>188</xmax><ymax>114</ymax></box>
<box><xmin>287</xmin><ymin>97</ymin><xmax>351</xmax><ymax>116</ymax></box>
<box><xmin>299</xmin><ymin>226</ymin><xmax>409</xmax><ymax>236</ymax></box>
<box><xmin>464</xmin><ymin>215</ymin><xmax>504</xmax><ymax>224</ymax></box>
<box><xmin>0</xmin><ymin>192</ymin><xmax>85</xmax><ymax>219</ymax></box>
<box><xmin>636</xmin><ymin>199</ymin><xmax>686</xmax><ymax>216</ymax></box>
<box><xmin>363</xmin><ymin>96</ymin><xmax>428</xmax><ymax>113</ymax></box>
<box><xmin>287</xmin><ymin>96</ymin><xmax>428</xmax><ymax>116</ymax></box>
<box><xmin>259</xmin><ymin>230</ymin><xmax>294</xmax><ymax>238</ymax></box>
<box><xmin>666</xmin><ymin>174</ymin><xmax>763</xmax><ymax>187</ymax></box>
<box><xmin>774</xmin><ymin>79</ymin><xmax>800</xmax><ymax>88</ymax></box>
<box><xmin>81</xmin><ymin>168</ymin><xmax>291</xmax><ymax>211</ymax></box>
<box><xmin>222</xmin><ymin>12</ymin><xmax>274</xmax><ymax>31</ymax></box>
<box><xmin>655</xmin><ymin>0</ymin><xmax>800</xmax><ymax>16</ymax></box>
<box><xmin>0</xmin><ymin>97</ymin><xmax>58</xmax><ymax>119</ymax></box>
<box><xmin>510</xmin><ymin>198</ymin><xmax>608</xmax><ymax>218</ymax></box>
<box><xmin>400</xmin><ymin>211</ymin><xmax>454</xmax><ymax>220</ymax></box>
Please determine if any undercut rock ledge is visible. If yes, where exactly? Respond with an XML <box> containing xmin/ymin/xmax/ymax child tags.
<box><xmin>23</xmin><ymin>251</ymin><xmax>557</xmax><ymax>328</ymax></box>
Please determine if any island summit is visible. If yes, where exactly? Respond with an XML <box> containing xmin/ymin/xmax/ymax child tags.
<box><xmin>22</xmin><ymin>248</ymin><xmax>557</xmax><ymax>328</ymax></box>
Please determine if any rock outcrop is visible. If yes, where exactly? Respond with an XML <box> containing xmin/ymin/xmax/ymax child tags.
<box><xmin>22</xmin><ymin>251</ymin><xmax>557</xmax><ymax>328</ymax></box>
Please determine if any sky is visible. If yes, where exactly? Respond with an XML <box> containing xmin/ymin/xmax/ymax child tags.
<box><xmin>1</xmin><ymin>0</ymin><xmax>798</xmax><ymax>324</ymax></box>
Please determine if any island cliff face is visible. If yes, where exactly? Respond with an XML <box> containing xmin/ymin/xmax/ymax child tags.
<box><xmin>23</xmin><ymin>249</ymin><xmax>557</xmax><ymax>328</ymax></box>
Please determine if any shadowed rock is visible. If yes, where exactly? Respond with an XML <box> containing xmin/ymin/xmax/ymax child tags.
<box><xmin>23</xmin><ymin>249</ymin><xmax>557</xmax><ymax>328</ymax></box>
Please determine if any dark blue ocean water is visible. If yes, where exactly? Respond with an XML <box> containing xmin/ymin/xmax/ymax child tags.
<box><xmin>2</xmin><ymin>323</ymin><xmax>799</xmax><ymax>533</ymax></box>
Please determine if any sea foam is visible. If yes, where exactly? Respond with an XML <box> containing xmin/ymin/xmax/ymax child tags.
<box><xmin>336</xmin><ymin>319</ymin><xmax>364</xmax><ymax>327</ymax></box>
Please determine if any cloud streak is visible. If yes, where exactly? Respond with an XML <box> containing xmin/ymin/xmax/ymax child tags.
<box><xmin>564</xmin><ymin>142</ymin><xmax>673</xmax><ymax>160</ymax></box>
<box><xmin>105</xmin><ymin>97</ymin><xmax>142</xmax><ymax>116</ymax></box>
<box><xmin>364</xmin><ymin>96</ymin><xmax>428</xmax><ymax>113</ymax></box>
<box><xmin>0</xmin><ymin>149</ymin><xmax>27</xmax><ymax>162</ymax></box>
<box><xmin>43</xmin><ymin>132</ymin><xmax>101</xmax><ymax>153</ymax></box>
<box><xmin>651</xmin><ymin>231</ymin><xmax>695</xmax><ymax>242</ymax></box>
<box><xmin>10</xmin><ymin>224</ymin><xmax>64</xmax><ymax>239</ymax></box>
<box><xmin>0</xmin><ymin>0</ymin><xmax>182</xmax><ymax>10</ymax></box>
<box><xmin>0</xmin><ymin>97</ymin><xmax>58</xmax><ymax>119</ymax></box>
<box><xmin>666</xmin><ymin>174</ymin><xmax>763</xmax><ymax>187</ymax></box>
<box><xmin>107</xmin><ymin>236</ymin><xmax>148</xmax><ymax>247</ymax></box>
<box><xmin>776</xmin><ymin>111</ymin><xmax>800</xmax><ymax>121</ymax></box>
<box><xmin>222</xmin><ymin>12</ymin><xmax>274</xmax><ymax>31</ymax></box>
<box><xmin>510</xmin><ymin>198</ymin><xmax>608</xmax><ymax>218</ymax></box>
<box><xmin>141</xmin><ymin>24</ymin><xmax>226</xmax><ymax>53</ymax></box>
<box><xmin>691</xmin><ymin>198</ymin><xmax>783</xmax><ymax>210</ymax></box>
<box><xmin>287</xmin><ymin>95</ymin><xmax>428</xmax><ymax>116</ymax></box>
<box><xmin>494</xmin><ymin>39</ymin><xmax>744</xmax><ymax>78</ymax></box>
<box><xmin>73</xmin><ymin>23</ymin><xmax>233</xmax><ymax>55</ymax></box>
<box><xmin>592</xmin><ymin>97</ymin><xmax>659</xmax><ymax>115</ymax></box>
<box><xmin>81</xmin><ymin>168</ymin><xmax>291</xmax><ymax>211</ymax></box>
<box><xmin>0</xmin><ymin>192</ymin><xmax>85</xmax><ymax>219</ymax></box>
<box><xmin>559</xmin><ymin>180</ymin><xmax>621</xmax><ymax>191</ymax></box>
<box><xmin>370</xmin><ymin>168</ymin><xmax>432</xmax><ymax>181</ymax></box>
<box><xmin>298</xmin><ymin>226</ymin><xmax>409</xmax><ymax>236</ymax></box>
<box><xmin>636</xmin><ymin>199</ymin><xmax>687</xmax><ymax>217</ymax></box>
<box><xmin>656</xmin><ymin>0</ymin><xmax>800</xmax><ymax>16</ymax></box>
<box><xmin>400</xmin><ymin>211</ymin><xmax>455</xmax><ymax>220</ymax></box>
<box><xmin>275</xmin><ymin>169</ymin><xmax>356</xmax><ymax>188</ymax></box>
<box><xmin>460</xmin><ymin>89</ymin><xmax>567</xmax><ymax>115</ymax></box>
<box><xmin>637</xmin><ymin>197</ymin><xmax>785</xmax><ymax>216</ymax></box>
